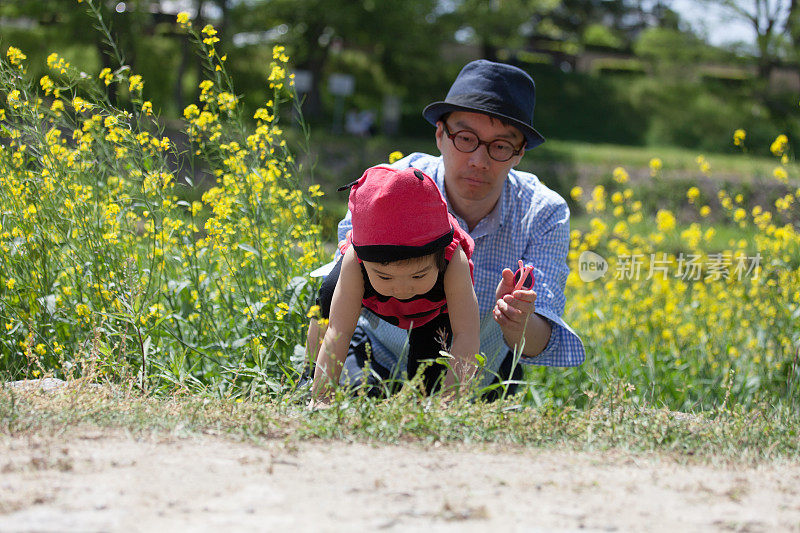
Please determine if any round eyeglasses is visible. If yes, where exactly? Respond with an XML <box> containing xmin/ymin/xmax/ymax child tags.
<box><xmin>442</xmin><ymin>122</ymin><xmax>524</xmax><ymax>162</ymax></box>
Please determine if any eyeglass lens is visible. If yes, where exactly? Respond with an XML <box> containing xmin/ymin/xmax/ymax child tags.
<box><xmin>446</xmin><ymin>126</ymin><xmax>518</xmax><ymax>162</ymax></box>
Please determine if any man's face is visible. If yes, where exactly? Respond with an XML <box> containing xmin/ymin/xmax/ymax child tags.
<box><xmin>435</xmin><ymin>111</ymin><xmax>525</xmax><ymax>218</ymax></box>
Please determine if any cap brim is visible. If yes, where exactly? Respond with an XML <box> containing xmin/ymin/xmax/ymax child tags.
<box><xmin>423</xmin><ymin>101</ymin><xmax>545</xmax><ymax>150</ymax></box>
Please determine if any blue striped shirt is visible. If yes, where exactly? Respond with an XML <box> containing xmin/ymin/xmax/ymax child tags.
<box><xmin>337</xmin><ymin>153</ymin><xmax>585</xmax><ymax>386</ymax></box>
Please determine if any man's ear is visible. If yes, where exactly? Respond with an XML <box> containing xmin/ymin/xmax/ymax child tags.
<box><xmin>507</xmin><ymin>145</ymin><xmax>525</xmax><ymax>167</ymax></box>
<box><xmin>434</xmin><ymin>121</ymin><xmax>445</xmax><ymax>151</ymax></box>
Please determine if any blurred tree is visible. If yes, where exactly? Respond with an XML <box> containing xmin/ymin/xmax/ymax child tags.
<box><xmin>545</xmin><ymin>0</ymin><xmax>631</xmax><ymax>45</ymax></box>
<box><xmin>438</xmin><ymin>0</ymin><xmax>560</xmax><ymax>60</ymax></box>
<box><xmin>0</xmin><ymin>0</ymin><xmax>187</xmax><ymax>112</ymax></box>
<box><xmin>229</xmin><ymin>0</ymin><xmax>446</xmax><ymax>120</ymax></box>
<box><xmin>634</xmin><ymin>26</ymin><xmax>721</xmax><ymax>67</ymax></box>
<box><xmin>539</xmin><ymin>0</ymin><xmax>681</xmax><ymax>49</ymax></box>
<box><xmin>696</xmin><ymin>0</ymin><xmax>798</xmax><ymax>78</ymax></box>
<box><xmin>782</xmin><ymin>0</ymin><xmax>800</xmax><ymax>61</ymax></box>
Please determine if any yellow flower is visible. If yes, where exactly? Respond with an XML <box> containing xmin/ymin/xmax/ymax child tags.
<box><xmin>6</xmin><ymin>46</ymin><xmax>26</xmax><ymax>67</ymax></box>
<box><xmin>696</xmin><ymin>155</ymin><xmax>711</xmax><ymax>175</ymax></box>
<box><xmin>142</xmin><ymin>101</ymin><xmax>153</xmax><ymax>116</ymax></box>
<box><xmin>183</xmin><ymin>104</ymin><xmax>200</xmax><ymax>119</ymax></box>
<box><xmin>50</xmin><ymin>100</ymin><xmax>64</xmax><ymax>116</ymax></box>
<box><xmin>649</xmin><ymin>158</ymin><xmax>662</xmax><ymax>176</ymax></box>
<box><xmin>773</xmin><ymin>166</ymin><xmax>788</xmax><ymax>182</ymax></box>
<box><xmin>199</xmin><ymin>80</ymin><xmax>214</xmax><ymax>94</ymax></box>
<box><xmin>7</xmin><ymin>89</ymin><xmax>22</xmax><ymax>109</ymax></box>
<box><xmin>770</xmin><ymin>134</ymin><xmax>788</xmax><ymax>157</ymax></box>
<box><xmin>5</xmin><ymin>278</ymin><xmax>16</xmax><ymax>289</ymax></box>
<box><xmin>733</xmin><ymin>128</ymin><xmax>746</xmax><ymax>146</ymax></box>
<box><xmin>570</xmin><ymin>186</ymin><xmax>583</xmax><ymax>201</ymax></box>
<box><xmin>686</xmin><ymin>186</ymin><xmax>700</xmax><ymax>203</ymax></box>
<box><xmin>129</xmin><ymin>74</ymin><xmax>143</xmax><ymax>93</ymax></box>
<box><xmin>655</xmin><ymin>209</ymin><xmax>676</xmax><ymax>232</ymax></box>
<box><xmin>99</xmin><ymin>67</ymin><xmax>113</xmax><ymax>86</ymax></box>
<box><xmin>273</xmin><ymin>45</ymin><xmax>288</xmax><ymax>61</ymax></box>
<box><xmin>389</xmin><ymin>151</ymin><xmax>404</xmax><ymax>164</ymax></box>
<box><xmin>268</xmin><ymin>63</ymin><xmax>286</xmax><ymax>89</ymax></box>
<box><xmin>177</xmin><ymin>12</ymin><xmax>191</xmax><ymax>26</ymax></box>
<box><xmin>35</xmin><ymin>344</ymin><xmax>47</xmax><ymax>356</ymax></box>
<box><xmin>39</xmin><ymin>75</ymin><xmax>54</xmax><ymax>94</ymax></box>
<box><xmin>46</xmin><ymin>52</ymin><xmax>70</xmax><ymax>74</ymax></box>
<box><xmin>201</xmin><ymin>24</ymin><xmax>219</xmax><ymax>44</ymax></box>
<box><xmin>275</xmin><ymin>301</ymin><xmax>290</xmax><ymax>320</ymax></box>
<box><xmin>612</xmin><ymin>166</ymin><xmax>629</xmax><ymax>184</ymax></box>
<box><xmin>253</xmin><ymin>108</ymin><xmax>273</xmax><ymax>122</ymax></box>
<box><xmin>217</xmin><ymin>92</ymin><xmax>237</xmax><ymax>112</ymax></box>
<box><xmin>72</xmin><ymin>96</ymin><xmax>88</xmax><ymax>113</ymax></box>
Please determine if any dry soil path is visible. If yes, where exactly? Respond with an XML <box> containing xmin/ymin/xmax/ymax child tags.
<box><xmin>1</xmin><ymin>428</ymin><xmax>799</xmax><ymax>532</ymax></box>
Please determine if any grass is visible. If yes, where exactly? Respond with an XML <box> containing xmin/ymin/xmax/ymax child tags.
<box><xmin>300</xmin><ymin>131</ymin><xmax>797</xmax><ymax>190</ymax></box>
<box><xmin>531</xmin><ymin>139</ymin><xmax>797</xmax><ymax>179</ymax></box>
<box><xmin>2</xmin><ymin>380</ymin><xmax>798</xmax><ymax>465</ymax></box>
<box><xmin>299</xmin><ymin>131</ymin><xmax>797</xmax><ymax>242</ymax></box>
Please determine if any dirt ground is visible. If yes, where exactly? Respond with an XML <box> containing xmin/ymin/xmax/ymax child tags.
<box><xmin>0</xmin><ymin>427</ymin><xmax>799</xmax><ymax>532</ymax></box>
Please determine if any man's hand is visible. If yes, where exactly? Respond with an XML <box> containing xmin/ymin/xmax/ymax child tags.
<box><xmin>493</xmin><ymin>266</ymin><xmax>536</xmax><ymax>338</ymax></box>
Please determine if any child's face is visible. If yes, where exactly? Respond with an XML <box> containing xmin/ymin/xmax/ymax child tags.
<box><xmin>361</xmin><ymin>256</ymin><xmax>439</xmax><ymax>300</ymax></box>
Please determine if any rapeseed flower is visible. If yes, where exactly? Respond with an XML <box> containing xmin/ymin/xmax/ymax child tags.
<box><xmin>128</xmin><ymin>74</ymin><xmax>143</xmax><ymax>93</ymax></box>
<box><xmin>656</xmin><ymin>209</ymin><xmax>676</xmax><ymax>232</ymax></box>
<box><xmin>99</xmin><ymin>67</ymin><xmax>113</xmax><ymax>86</ymax></box>
<box><xmin>6</xmin><ymin>46</ymin><xmax>26</xmax><ymax>68</ymax></box>
<box><xmin>770</xmin><ymin>134</ymin><xmax>789</xmax><ymax>157</ymax></box>
<box><xmin>649</xmin><ymin>158</ymin><xmax>662</xmax><ymax>176</ymax></box>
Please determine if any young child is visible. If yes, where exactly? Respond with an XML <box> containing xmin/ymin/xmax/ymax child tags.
<box><xmin>309</xmin><ymin>165</ymin><xmax>479</xmax><ymax>401</ymax></box>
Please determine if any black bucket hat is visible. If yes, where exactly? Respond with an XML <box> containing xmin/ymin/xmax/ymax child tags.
<box><xmin>422</xmin><ymin>59</ymin><xmax>545</xmax><ymax>149</ymax></box>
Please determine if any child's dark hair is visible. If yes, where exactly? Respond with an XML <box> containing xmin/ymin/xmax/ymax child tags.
<box><xmin>380</xmin><ymin>247</ymin><xmax>447</xmax><ymax>272</ymax></box>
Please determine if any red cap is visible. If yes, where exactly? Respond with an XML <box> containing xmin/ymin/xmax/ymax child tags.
<box><xmin>348</xmin><ymin>166</ymin><xmax>453</xmax><ymax>263</ymax></box>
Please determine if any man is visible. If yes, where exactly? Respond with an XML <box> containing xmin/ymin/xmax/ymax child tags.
<box><xmin>321</xmin><ymin>59</ymin><xmax>585</xmax><ymax>397</ymax></box>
